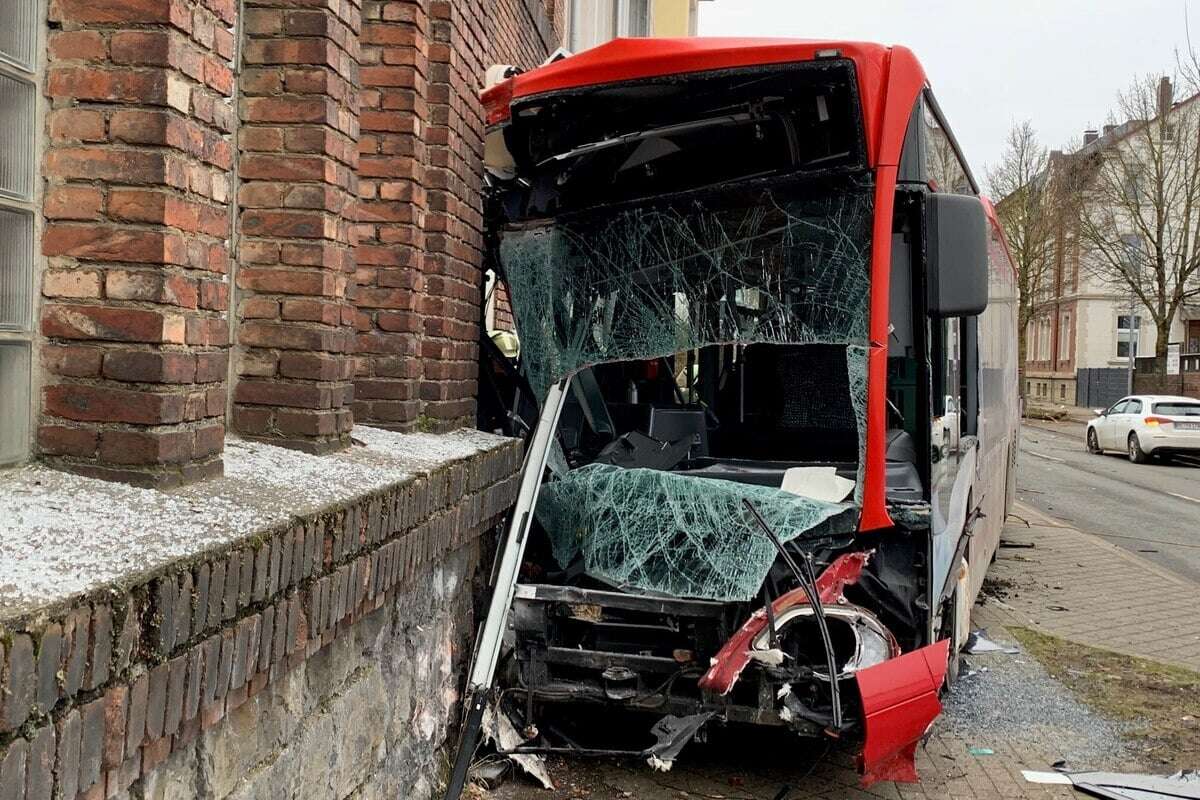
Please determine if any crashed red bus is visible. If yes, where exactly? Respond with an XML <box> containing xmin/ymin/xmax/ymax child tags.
<box><xmin>448</xmin><ymin>37</ymin><xmax>1019</xmax><ymax>794</ymax></box>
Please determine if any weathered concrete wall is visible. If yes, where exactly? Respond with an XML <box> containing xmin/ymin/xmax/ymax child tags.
<box><xmin>141</xmin><ymin>545</ymin><xmax>482</xmax><ymax>800</ymax></box>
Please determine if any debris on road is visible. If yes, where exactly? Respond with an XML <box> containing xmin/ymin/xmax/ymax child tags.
<box><xmin>1022</xmin><ymin>768</ymin><xmax>1200</xmax><ymax>799</ymax></box>
<box><xmin>469</xmin><ymin>759</ymin><xmax>511</xmax><ymax>791</ymax></box>
<box><xmin>482</xmin><ymin>704</ymin><xmax>555</xmax><ymax>790</ymax></box>
<box><xmin>1024</xmin><ymin>405</ymin><xmax>1070</xmax><ymax>421</ymax></box>
<box><xmin>645</xmin><ymin>713</ymin><xmax>715</xmax><ymax>772</ymax></box>
<box><xmin>965</xmin><ymin>629</ymin><xmax>1020</xmax><ymax>655</ymax></box>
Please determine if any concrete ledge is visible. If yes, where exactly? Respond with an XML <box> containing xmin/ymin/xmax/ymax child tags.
<box><xmin>0</xmin><ymin>427</ymin><xmax>522</xmax><ymax>799</ymax></box>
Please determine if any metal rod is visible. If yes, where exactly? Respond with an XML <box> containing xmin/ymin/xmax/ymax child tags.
<box><xmin>441</xmin><ymin>381</ymin><xmax>571</xmax><ymax>800</ymax></box>
<box><xmin>442</xmin><ymin>689</ymin><xmax>489</xmax><ymax>800</ymax></box>
<box><xmin>741</xmin><ymin>499</ymin><xmax>843</xmax><ymax>733</ymax></box>
<box><xmin>762</xmin><ymin>579</ymin><xmax>779</xmax><ymax>649</ymax></box>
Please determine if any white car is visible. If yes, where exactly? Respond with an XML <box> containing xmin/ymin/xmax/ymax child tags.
<box><xmin>1086</xmin><ymin>394</ymin><xmax>1200</xmax><ymax>463</ymax></box>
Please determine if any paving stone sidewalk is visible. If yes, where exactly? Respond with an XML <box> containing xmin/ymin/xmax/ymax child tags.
<box><xmin>987</xmin><ymin>501</ymin><xmax>1200</xmax><ymax>671</ymax></box>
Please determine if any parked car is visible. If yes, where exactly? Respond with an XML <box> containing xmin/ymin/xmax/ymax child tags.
<box><xmin>931</xmin><ymin>394</ymin><xmax>961</xmax><ymax>460</ymax></box>
<box><xmin>1086</xmin><ymin>394</ymin><xmax>1200</xmax><ymax>462</ymax></box>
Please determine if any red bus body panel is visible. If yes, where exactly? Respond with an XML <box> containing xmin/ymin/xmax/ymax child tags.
<box><xmin>856</xmin><ymin>639</ymin><xmax>950</xmax><ymax>785</ymax></box>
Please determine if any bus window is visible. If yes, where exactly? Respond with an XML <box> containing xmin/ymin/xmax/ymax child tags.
<box><xmin>922</xmin><ymin>92</ymin><xmax>974</xmax><ymax>195</ymax></box>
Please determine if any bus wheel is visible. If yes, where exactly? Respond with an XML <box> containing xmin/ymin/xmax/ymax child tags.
<box><xmin>1087</xmin><ymin>428</ymin><xmax>1101</xmax><ymax>454</ymax></box>
<box><xmin>1128</xmin><ymin>432</ymin><xmax>1148</xmax><ymax>464</ymax></box>
<box><xmin>941</xmin><ymin>557</ymin><xmax>971</xmax><ymax>688</ymax></box>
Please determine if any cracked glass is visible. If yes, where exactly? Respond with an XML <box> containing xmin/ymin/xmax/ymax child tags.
<box><xmin>500</xmin><ymin>175</ymin><xmax>875</xmax><ymax>600</ymax></box>
<box><xmin>500</xmin><ymin>177</ymin><xmax>874</xmax><ymax>402</ymax></box>
<box><xmin>536</xmin><ymin>463</ymin><xmax>858</xmax><ymax>601</ymax></box>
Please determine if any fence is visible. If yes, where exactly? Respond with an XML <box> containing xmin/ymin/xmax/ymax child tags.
<box><xmin>1076</xmin><ymin>367</ymin><xmax>1129</xmax><ymax>408</ymax></box>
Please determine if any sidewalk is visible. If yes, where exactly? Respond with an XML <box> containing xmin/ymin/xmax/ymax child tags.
<box><xmin>1024</xmin><ymin>404</ymin><xmax>1096</xmax><ymax>424</ymax></box>
<box><xmin>985</xmin><ymin>501</ymin><xmax>1200</xmax><ymax>671</ymax></box>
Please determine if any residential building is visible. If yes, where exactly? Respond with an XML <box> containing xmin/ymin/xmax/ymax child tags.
<box><xmin>1021</xmin><ymin>79</ymin><xmax>1200</xmax><ymax>406</ymax></box>
<box><xmin>567</xmin><ymin>0</ymin><xmax>709</xmax><ymax>52</ymax></box>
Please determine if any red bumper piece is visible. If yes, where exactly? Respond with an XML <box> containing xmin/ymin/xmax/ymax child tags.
<box><xmin>698</xmin><ymin>552</ymin><xmax>870</xmax><ymax>695</ymax></box>
<box><xmin>855</xmin><ymin>638</ymin><xmax>950</xmax><ymax>787</ymax></box>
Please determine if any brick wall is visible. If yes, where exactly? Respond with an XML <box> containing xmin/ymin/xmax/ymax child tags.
<box><xmin>32</xmin><ymin>0</ymin><xmax>562</xmax><ymax>477</ymax></box>
<box><xmin>1134</xmin><ymin>370</ymin><xmax>1200</xmax><ymax>398</ymax></box>
<box><xmin>351</xmin><ymin>0</ymin><xmax>561</xmax><ymax>432</ymax></box>
<box><xmin>39</xmin><ymin>0</ymin><xmax>238</xmax><ymax>487</ymax></box>
<box><xmin>0</xmin><ymin>433</ymin><xmax>521</xmax><ymax>799</ymax></box>
<box><xmin>232</xmin><ymin>0</ymin><xmax>362</xmax><ymax>453</ymax></box>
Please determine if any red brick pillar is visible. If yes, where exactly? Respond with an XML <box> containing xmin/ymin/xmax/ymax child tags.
<box><xmin>233</xmin><ymin>0</ymin><xmax>361</xmax><ymax>453</ymax></box>
<box><xmin>420</xmin><ymin>0</ymin><xmax>486</xmax><ymax>431</ymax></box>
<box><xmin>39</xmin><ymin>0</ymin><xmax>237</xmax><ymax>487</ymax></box>
<box><xmin>353</xmin><ymin>1</ymin><xmax>429</xmax><ymax>430</ymax></box>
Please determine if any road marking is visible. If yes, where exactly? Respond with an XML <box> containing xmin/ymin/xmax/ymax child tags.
<box><xmin>1165</xmin><ymin>490</ymin><xmax>1200</xmax><ymax>505</ymax></box>
<box><xmin>1025</xmin><ymin>450</ymin><xmax>1066</xmax><ymax>463</ymax></box>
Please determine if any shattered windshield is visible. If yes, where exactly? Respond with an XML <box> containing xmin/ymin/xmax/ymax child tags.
<box><xmin>498</xmin><ymin>176</ymin><xmax>874</xmax><ymax>402</ymax></box>
<box><xmin>537</xmin><ymin>464</ymin><xmax>858</xmax><ymax>601</ymax></box>
<box><xmin>498</xmin><ymin>175</ymin><xmax>875</xmax><ymax>601</ymax></box>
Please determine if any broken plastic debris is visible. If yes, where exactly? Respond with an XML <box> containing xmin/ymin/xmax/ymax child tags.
<box><xmin>468</xmin><ymin>759</ymin><xmax>510</xmax><ymax>791</ymax></box>
<box><xmin>644</xmin><ymin>712</ymin><xmax>714</xmax><ymax>773</ymax></box>
<box><xmin>1022</xmin><ymin>771</ymin><xmax>1072</xmax><ymax>785</ymax></box>
<box><xmin>750</xmin><ymin>648</ymin><xmax>786</xmax><ymax>667</ymax></box>
<box><xmin>646</xmin><ymin>755</ymin><xmax>673</xmax><ymax>772</ymax></box>
<box><xmin>1023</xmin><ymin>769</ymin><xmax>1200</xmax><ymax>799</ymax></box>
<box><xmin>968</xmin><ymin>747</ymin><xmax>994</xmax><ymax>756</ymax></box>
<box><xmin>780</xmin><ymin>467</ymin><xmax>855</xmax><ymax>503</ymax></box>
<box><xmin>964</xmin><ymin>629</ymin><xmax>1019</xmax><ymax>655</ymax></box>
<box><xmin>481</xmin><ymin>704</ymin><xmax>554</xmax><ymax>790</ymax></box>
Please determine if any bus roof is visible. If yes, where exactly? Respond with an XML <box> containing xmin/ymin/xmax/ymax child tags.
<box><xmin>481</xmin><ymin>37</ymin><xmax>926</xmax><ymax>167</ymax></box>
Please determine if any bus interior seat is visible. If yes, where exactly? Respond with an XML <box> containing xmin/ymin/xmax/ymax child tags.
<box><xmin>885</xmin><ymin>428</ymin><xmax>917</xmax><ymax>465</ymax></box>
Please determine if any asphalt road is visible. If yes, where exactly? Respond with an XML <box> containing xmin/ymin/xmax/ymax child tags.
<box><xmin>1017</xmin><ymin>419</ymin><xmax>1200</xmax><ymax>582</ymax></box>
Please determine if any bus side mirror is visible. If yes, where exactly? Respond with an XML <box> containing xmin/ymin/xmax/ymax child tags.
<box><xmin>925</xmin><ymin>194</ymin><xmax>989</xmax><ymax>317</ymax></box>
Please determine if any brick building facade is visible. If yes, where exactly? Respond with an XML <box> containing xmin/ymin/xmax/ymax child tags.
<box><xmin>17</xmin><ymin>0</ymin><xmax>563</xmax><ymax>486</ymax></box>
<box><xmin>0</xmin><ymin>2</ymin><xmax>560</xmax><ymax>798</ymax></box>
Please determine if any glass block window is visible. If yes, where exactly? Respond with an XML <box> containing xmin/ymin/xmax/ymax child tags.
<box><xmin>0</xmin><ymin>0</ymin><xmax>37</xmax><ymax>71</ymax></box>
<box><xmin>0</xmin><ymin>342</ymin><xmax>30</xmax><ymax>463</ymax></box>
<box><xmin>0</xmin><ymin>72</ymin><xmax>34</xmax><ymax>199</ymax></box>
<box><xmin>0</xmin><ymin>0</ymin><xmax>36</xmax><ymax>467</ymax></box>
<box><xmin>0</xmin><ymin>206</ymin><xmax>33</xmax><ymax>330</ymax></box>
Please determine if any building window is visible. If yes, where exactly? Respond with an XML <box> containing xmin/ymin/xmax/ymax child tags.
<box><xmin>1058</xmin><ymin>311</ymin><xmax>1072</xmax><ymax>362</ymax></box>
<box><xmin>1116</xmin><ymin>314</ymin><xmax>1141</xmax><ymax>359</ymax></box>
<box><xmin>1032</xmin><ymin>316</ymin><xmax>1052</xmax><ymax>361</ymax></box>
<box><xmin>0</xmin><ymin>0</ymin><xmax>37</xmax><ymax>467</ymax></box>
<box><xmin>1123</xmin><ymin>170</ymin><xmax>1141</xmax><ymax>202</ymax></box>
<box><xmin>569</xmin><ymin>0</ymin><xmax>651</xmax><ymax>52</ymax></box>
<box><xmin>1059</xmin><ymin>384</ymin><xmax>1066</xmax><ymax>399</ymax></box>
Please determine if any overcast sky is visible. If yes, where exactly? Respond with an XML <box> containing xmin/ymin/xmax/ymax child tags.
<box><xmin>699</xmin><ymin>0</ymin><xmax>1196</xmax><ymax>194</ymax></box>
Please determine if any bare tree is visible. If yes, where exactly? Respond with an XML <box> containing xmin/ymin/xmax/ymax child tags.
<box><xmin>1075</xmin><ymin>74</ymin><xmax>1200</xmax><ymax>371</ymax></box>
<box><xmin>926</xmin><ymin>118</ymin><xmax>970</xmax><ymax>194</ymax></box>
<box><xmin>987</xmin><ymin>121</ymin><xmax>1056</xmax><ymax>391</ymax></box>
